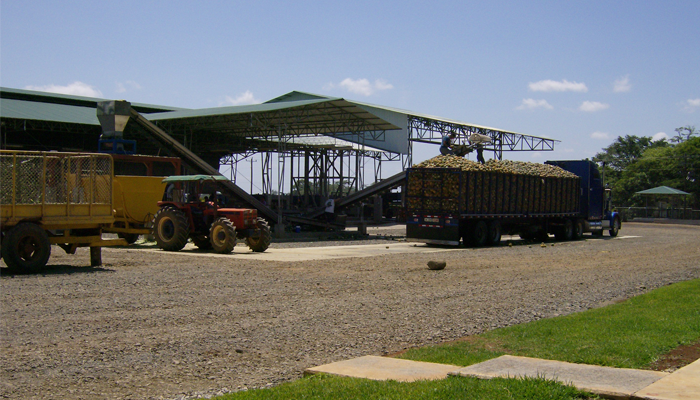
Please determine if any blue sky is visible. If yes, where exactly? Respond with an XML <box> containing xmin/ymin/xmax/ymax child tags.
<box><xmin>2</xmin><ymin>0</ymin><xmax>699</xmax><ymax>169</ymax></box>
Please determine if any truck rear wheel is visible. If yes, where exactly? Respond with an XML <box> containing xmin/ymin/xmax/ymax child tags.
<box><xmin>210</xmin><ymin>218</ymin><xmax>236</xmax><ymax>254</ymax></box>
<box><xmin>555</xmin><ymin>219</ymin><xmax>574</xmax><ymax>241</ymax></box>
<box><xmin>573</xmin><ymin>219</ymin><xmax>584</xmax><ymax>240</ymax></box>
<box><xmin>153</xmin><ymin>207</ymin><xmax>189</xmax><ymax>251</ymax></box>
<box><xmin>1</xmin><ymin>223</ymin><xmax>51</xmax><ymax>274</ymax></box>
<box><xmin>246</xmin><ymin>217</ymin><xmax>271</xmax><ymax>252</ymax></box>
<box><xmin>470</xmin><ymin>221</ymin><xmax>488</xmax><ymax>247</ymax></box>
<box><xmin>487</xmin><ymin>220</ymin><xmax>501</xmax><ymax>246</ymax></box>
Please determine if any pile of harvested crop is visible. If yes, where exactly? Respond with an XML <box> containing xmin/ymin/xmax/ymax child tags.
<box><xmin>413</xmin><ymin>155</ymin><xmax>577</xmax><ymax>178</ymax></box>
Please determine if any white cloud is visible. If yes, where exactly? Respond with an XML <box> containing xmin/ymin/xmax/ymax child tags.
<box><xmin>338</xmin><ymin>78</ymin><xmax>394</xmax><ymax>96</ymax></box>
<box><xmin>24</xmin><ymin>81</ymin><xmax>103</xmax><ymax>97</ymax></box>
<box><xmin>652</xmin><ymin>132</ymin><xmax>669</xmax><ymax>142</ymax></box>
<box><xmin>613</xmin><ymin>75</ymin><xmax>631</xmax><ymax>92</ymax></box>
<box><xmin>580</xmin><ymin>101</ymin><xmax>610</xmax><ymax>112</ymax></box>
<box><xmin>528</xmin><ymin>79</ymin><xmax>588</xmax><ymax>93</ymax></box>
<box><xmin>591</xmin><ymin>131</ymin><xmax>610</xmax><ymax>140</ymax></box>
<box><xmin>682</xmin><ymin>98</ymin><xmax>700</xmax><ymax>113</ymax></box>
<box><xmin>115</xmin><ymin>80</ymin><xmax>142</xmax><ymax>93</ymax></box>
<box><xmin>220</xmin><ymin>90</ymin><xmax>260</xmax><ymax>106</ymax></box>
<box><xmin>516</xmin><ymin>98</ymin><xmax>553</xmax><ymax>110</ymax></box>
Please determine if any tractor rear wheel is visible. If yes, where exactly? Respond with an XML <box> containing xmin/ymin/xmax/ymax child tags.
<box><xmin>153</xmin><ymin>207</ymin><xmax>189</xmax><ymax>251</ymax></box>
<box><xmin>555</xmin><ymin>219</ymin><xmax>574</xmax><ymax>241</ymax></box>
<box><xmin>246</xmin><ymin>218</ymin><xmax>271</xmax><ymax>252</ymax></box>
<box><xmin>1</xmin><ymin>223</ymin><xmax>51</xmax><ymax>274</ymax></box>
<box><xmin>486</xmin><ymin>220</ymin><xmax>501</xmax><ymax>246</ymax></box>
<box><xmin>210</xmin><ymin>218</ymin><xmax>236</xmax><ymax>254</ymax></box>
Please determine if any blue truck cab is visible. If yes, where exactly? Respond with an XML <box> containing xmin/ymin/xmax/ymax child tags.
<box><xmin>545</xmin><ymin>160</ymin><xmax>621</xmax><ymax>237</ymax></box>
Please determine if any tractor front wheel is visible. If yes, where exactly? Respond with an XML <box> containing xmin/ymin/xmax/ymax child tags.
<box><xmin>246</xmin><ymin>218</ymin><xmax>271</xmax><ymax>252</ymax></box>
<box><xmin>153</xmin><ymin>207</ymin><xmax>189</xmax><ymax>251</ymax></box>
<box><xmin>210</xmin><ymin>218</ymin><xmax>236</xmax><ymax>254</ymax></box>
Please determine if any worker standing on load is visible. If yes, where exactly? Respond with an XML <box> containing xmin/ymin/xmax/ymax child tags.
<box><xmin>440</xmin><ymin>132</ymin><xmax>457</xmax><ymax>155</ymax></box>
<box><xmin>476</xmin><ymin>143</ymin><xmax>485</xmax><ymax>164</ymax></box>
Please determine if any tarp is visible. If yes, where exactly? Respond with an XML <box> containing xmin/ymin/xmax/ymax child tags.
<box><xmin>636</xmin><ymin>186</ymin><xmax>690</xmax><ymax>195</ymax></box>
<box><xmin>162</xmin><ymin>175</ymin><xmax>229</xmax><ymax>183</ymax></box>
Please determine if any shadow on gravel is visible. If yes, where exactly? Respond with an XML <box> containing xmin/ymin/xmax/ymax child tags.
<box><xmin>0</xmin><ymin>264</ymin><xmax>114</xmax><ymax>277</ymax></box>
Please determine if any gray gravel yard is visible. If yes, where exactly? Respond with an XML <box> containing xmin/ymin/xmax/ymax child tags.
<box><xmin>1</xmin><ymin>223</ymin><xmax>699</xmax><ymax>399</ymax></box>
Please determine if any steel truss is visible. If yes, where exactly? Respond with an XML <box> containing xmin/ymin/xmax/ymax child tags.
<box><xmin>407</xmin><ymin>116</ymin><xmax>556</xmax><ymax>164</ymax></box>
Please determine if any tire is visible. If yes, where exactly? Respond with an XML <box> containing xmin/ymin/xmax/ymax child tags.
<box><xmin>118</xmin><ymin>233</ymin><xmax>139</xmax><ymax>245</ymax></box>
<box><xmin>153</xmin><ymin>207</ymin><xmax>189</xmax><ymax>251</ymax></box>
<box><xmin>486</xmin><ymin>220</ymin><xmax>501</xmax><ymax>246</ymax></box>
<box><xmin>246</xmin><ymin>217</ymin><xmax>271</xmax><ymax>252</ymax></box>
<box><xmin>609</xmin><ymin>217</ymin><xmax>620</xmax><ymax>237</ymax></box>
<box><xmin>555</xmin><ymin>219</ymin><xmax>574</xmax><ymax>241</ymax></box>
<box><xmin>192</xmin><ymin>235</ymin><xmax>212</xmax><ymax>250</ymax></box>
<box><xmin>1</xmin><ymin>223</ymin><xmax>51</xmax><ymax>274</ymax></box>
<box><xmin>471</xmin><ymin>221</ymin><xmax>488</xmax><ymax>247</ymax></box>
<box><xmin>573</xmin><ymin>219</ymin><xmax>584</xmax><ymax>240</ymax></box>
<box><xmin>210</xmin><ymin>217</ymin><xmax>236</xmax><ymax>254</ymax></box>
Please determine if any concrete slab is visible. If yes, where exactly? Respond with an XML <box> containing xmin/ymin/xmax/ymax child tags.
<box><xmin>305</xmin><ymin>355</ymin><xmax>460</xmax><ymax>382</ymax></box>
<box><xmin>134</xmin><ymin>242</ymin><xmax>462</xmax><ymax>262</ymax></box>
<box><xmin>634</xmin><ymin>358</ymin><xmax>700</xmax><ymax>400</ymax></box>
<box><xmin>451</xmin><ymin>355</ymin><xmax>669</xmax><ymax>399</ymax></box>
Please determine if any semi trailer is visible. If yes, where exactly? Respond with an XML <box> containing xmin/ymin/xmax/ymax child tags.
<box><xmin>405</xmin><ymin>158</ymin><xmax>621</xmax><ymax>246</ymax></box>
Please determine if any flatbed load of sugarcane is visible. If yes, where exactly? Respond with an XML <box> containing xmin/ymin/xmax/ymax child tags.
<box><xmin>407</xmin><ymin>155</ymin><xmax>580</xmax><ymax>216</ymax></box>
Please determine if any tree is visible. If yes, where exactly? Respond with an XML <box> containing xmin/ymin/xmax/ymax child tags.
<box><xmin>670</xmin><ymin>125</ymin><xmax>698</xmax><ymax>144</ymax></box>
<box><xmin>593</xmin><ymin>135</ymin><xmax>667</xmax><ymax>172</ymax></box>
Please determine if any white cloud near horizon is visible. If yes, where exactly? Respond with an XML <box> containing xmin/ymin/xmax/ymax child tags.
<box><xmin>331</xmin><ymin>78</ymin><xmax>394</xmax><ymax>96</ymax></box>
<box><xmin>115</xmin><ymin>80</ymin><xmax>142</xmax><ymax>93</ymax></box>
<box><xmin>591</xmin><ymin>131</ymin><xmax>610</xmax><ymax>140</ymax></box>
<box><xmin>528</xmin><ymin>79</ymin><xmax>588</xmax><ymax>93</ymax></box>
<box><xmin>613</xmin><ymin>75</ymin><xmax>631</xmax><ymax>92</ymax></box>
<box><xmin>652</xmin><ymin>132</ymin><xmax>668</xmax><ymax>142</ymax></box>
<box><xmin>24</xmin><ymin>81</ymin><xmax>103</xmax><ymax>97</ymax></box>
<box><xmin>580</xmin><ymin>101</ymin><xmax>610</xmax><ymax>112</ymax></box>
<box><xmin>516</xmin><ymin>98</ymin><xmax>553</xmax><ymax>110</ymax></box>
<box><xmin>682</xmin><ymin>98</ymin><xmax>700</xmax><ymax>113</ymax></box>
<box><xmin>220</xmin><ymin>90</ymin><xmax>260</xmax><ymax>106</ymax></box>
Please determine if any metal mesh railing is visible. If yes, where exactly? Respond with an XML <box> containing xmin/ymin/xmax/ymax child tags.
<box><xmin>0</xmin><ymin>152</ymin><xmax>113</xmax><ymax>206</ymax></box>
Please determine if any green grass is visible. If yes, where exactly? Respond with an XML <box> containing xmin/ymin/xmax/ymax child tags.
<box><xmin>209</xmin><ymin>279</ymin><xmax>700</xmax><ymax>399</ymax></box>
<box><xmin>399</xmin><ymin>279</ymin><xmax>700</xmax><ymax>369</ymax></box>
<box><xmin>216</xmin><ymin>374</ymin><xmax>591</xmax><ymax>400</ymax></box>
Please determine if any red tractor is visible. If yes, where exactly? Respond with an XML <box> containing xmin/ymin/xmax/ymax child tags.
<box><xmin>152</xmin><ymin>175</ymin><xmax>271</xmax><ymax>253</ymax></box>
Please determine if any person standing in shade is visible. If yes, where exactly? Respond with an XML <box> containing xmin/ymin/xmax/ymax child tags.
<box><xmin>324</xmin><ymin>198</ymin><xmax>335</xmax><ymax>224</ymax></box>
<box><xmin>440</xmin><ymin>132</ymin><xmax>457</xmax><ymax>155</ymax></box>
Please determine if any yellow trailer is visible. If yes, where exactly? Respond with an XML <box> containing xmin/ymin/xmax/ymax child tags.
<box><xmin>0</xmin><ymin>151</ymin><xmax>126</xmax><ymax>273</ymax></box>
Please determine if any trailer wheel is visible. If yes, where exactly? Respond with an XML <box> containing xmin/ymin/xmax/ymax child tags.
<box><xmin>192</xmin><ymin>235</ymin><xmax>212</xmax><ymax>250</ymax></box>
<box><xmin>246</xmin><ymin>217</ymin><xmax>271</xmax><ymax>252</ymax></box>
<box><xmin>471</xmin><ymin>221</ymin><xmax>488</xmax><ymax>247</ymax></box>
<box><xmin>210</xmin><ymin>218</ymin><xmax>236</xmax><ymax>254</ymax></box>
<box><xmin>487</xmin><ymin>220</ymin><xmax>501</xmax><ymax>246</ymax></box>
<box><xmin>118</xmin><ymin>233</ymin><xmax>139</xmax><ymax>245</ymax></box>
<box><xmin>153</xmin><ymin>207</ymin><xmax>189</xmax><ymax>251</ymax></box>
<box><xmin>609</xmin><ymin>217</ymin><xmax>620</xmax><ymax>237</ymax></box>
<box><xmin>1</xmin><ymin>223</ymin><xmax>51</xmax><ymax>274</ymax></box>
<box><xmin>555</xmin><ymin>219</ymin><xmax>574</xmax><ymax>241</ymax></box>
<box><xmin>573</xmin><ymin>219</ymin><xmax>584</xmax><ymax>240</ymax></box>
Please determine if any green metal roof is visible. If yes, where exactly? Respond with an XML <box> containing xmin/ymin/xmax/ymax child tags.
<box><xmin>636</xmin><ymin>186</ymin><xmax>691</xmax><ymax>195</ymax></box>
<box><xmin>0</xmin><ymin>97</ymin><xmax>98</xmax><ymax>125</ymax></box>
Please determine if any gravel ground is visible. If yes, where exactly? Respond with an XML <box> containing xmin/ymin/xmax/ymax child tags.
<box><xmin>1</xmin><ymin>223</ymin><xmax>699</xmax><ymax>400</ymax></box>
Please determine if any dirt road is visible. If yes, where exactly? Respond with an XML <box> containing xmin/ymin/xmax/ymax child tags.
<box><xmin>1</xmin><ymin>223</ymin><xmax>699</xmax><ymax>399</ymax></box>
